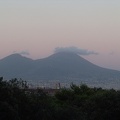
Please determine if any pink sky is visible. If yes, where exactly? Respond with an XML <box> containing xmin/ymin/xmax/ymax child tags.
<box><xmin>0</xmin><ymin>0</ymin><xmax>120</xmax><ymax>70</ymax></box>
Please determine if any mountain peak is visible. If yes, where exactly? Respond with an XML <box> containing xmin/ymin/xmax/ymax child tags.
<box><xmin>47</xmin><ymin>52</ymin><xmax>81</xmax><ymax>60</ymax></box>
<box><xmin>0</xmin><ymin>52</ymin><xmax>120</xmax><ymax>89</ymax></box>
<box><xmin>1</xmin><ymin>53</ymin><xmax>22</xmax><ymax>60</ymax></box>
<box><xmin>46</xmin><ymin>52</ymin><xmax>94</xmax><ymax>66</ymax></box>
<box><xmin>0</xmin><ymin>53</ymin><xmax>33</xmax><ymax>63</ymax></box>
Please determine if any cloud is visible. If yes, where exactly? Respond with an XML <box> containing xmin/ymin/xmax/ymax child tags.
<box><xmin>109</xmin><ymin>51</ymin><xmax>114</xmax><ymax>55</ymax></box>
<box><xmin>54</xmin><ymin>46</ymin><xmax>98</xmax><ymax>55</ymax></box>
<box><xmin>19</xmin><ymin>51</ymin><xmax>30</xmax><ymax>56</ymax></box>
<box><xmin>13</xmin><ymin>50</ymin><xmax>30</xmax><ymax>56</ymax></box>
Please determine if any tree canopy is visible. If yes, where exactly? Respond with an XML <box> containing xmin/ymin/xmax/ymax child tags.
<box><xmin>0</xmin><ymin>77</ymin><xmax>120</xmax><ymax>120</ymax></box>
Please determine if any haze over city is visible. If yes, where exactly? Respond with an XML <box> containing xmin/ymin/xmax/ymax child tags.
<box><xmin>0</xmin><ymin>0</ymin><xmax>120</xmax><ymax>70</ymax></box>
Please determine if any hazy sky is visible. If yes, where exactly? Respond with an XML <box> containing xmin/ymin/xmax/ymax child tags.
<box><xmin>0</xmin><ymin>0</ymin><xmax>120</xmax><ymax>70</ymax></box>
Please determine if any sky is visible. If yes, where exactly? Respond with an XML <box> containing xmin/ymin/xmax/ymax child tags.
<box><xmin>0</xmin><ymin>0</ymin><xmax>120</xmax><ymax>70</ymax></box>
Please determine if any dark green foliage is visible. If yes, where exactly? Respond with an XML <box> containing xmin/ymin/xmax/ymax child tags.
<box><xmin>55</xmin><ymin>84</ymin><xmax>120</xmax><ymax>120</ymax></box>
<box><xmin>1</xmin><ymin>77</ymin><xmax>120</xmax><ymax>120</ymax></box>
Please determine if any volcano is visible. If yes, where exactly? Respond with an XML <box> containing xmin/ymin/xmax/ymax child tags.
<box><xmin>0</xmin><ymin>52</ymin><xmax>120</xmax><ymax>88</ymax></box>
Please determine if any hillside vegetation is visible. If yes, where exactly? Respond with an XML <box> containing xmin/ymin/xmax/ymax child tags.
<box><xmin>0</xmin><ymin>77</ymin><xmax>120</xmax><ymax>120</ymax></box>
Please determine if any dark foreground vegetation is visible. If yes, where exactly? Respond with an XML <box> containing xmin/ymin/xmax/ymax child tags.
<box><xmin>1</xmin><ymin>77</ymin><xmax>120</xmax><ymax>120</ymax></box>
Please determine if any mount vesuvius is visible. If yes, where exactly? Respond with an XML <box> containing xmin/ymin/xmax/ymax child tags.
<box><xmin>0</xmin><ymin>52</ymin><xmax>120</xmax><ymax>88</ymax></box>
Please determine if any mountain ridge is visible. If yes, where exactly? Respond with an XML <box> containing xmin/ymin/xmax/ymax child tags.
<box><xmin>0</xmin><ymin>52</ymin><xmax>120</xmax><ymax>88</ymax></box>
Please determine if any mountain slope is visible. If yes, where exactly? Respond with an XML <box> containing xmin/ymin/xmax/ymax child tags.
<box><xmin>0</xmin><ymin>52</ymin><xmax>120</xmax><ymax>88</ymax></box>
<box><xmin>32</xmin><ymin>52</ymin><xmax>120</xmax><ymax>80</ymax></box>
<box><xmin>0</xmin><ymin>54</ymin><xmax>34</xmax><ymax>78</ymax></box>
